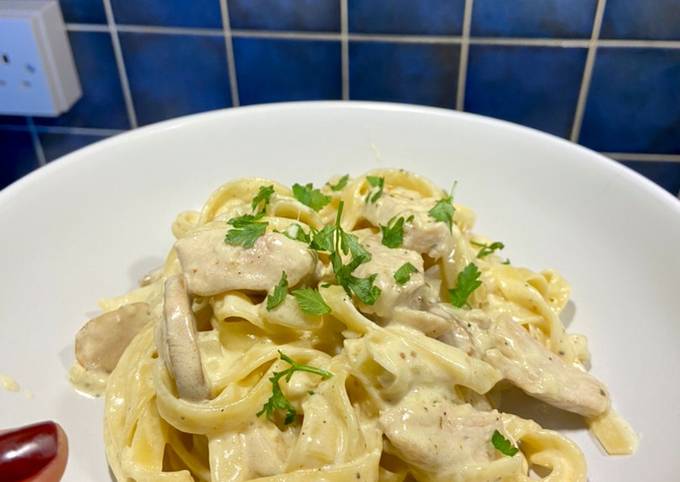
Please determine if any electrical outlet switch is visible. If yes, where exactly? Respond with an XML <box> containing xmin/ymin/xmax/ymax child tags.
<box><xmin>0</xmin><ymin>0</ymin><xmax>81</xmax><ymax>116</ymax></box>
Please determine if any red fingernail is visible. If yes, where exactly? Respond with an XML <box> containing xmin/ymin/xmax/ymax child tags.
<box><xmin>0</xmin><ymin>421</ymin><xmax>58</xmax><ymax>481</ymax></box>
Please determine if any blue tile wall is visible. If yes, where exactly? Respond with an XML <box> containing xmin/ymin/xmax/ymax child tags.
<box><xmin>110</xmin><ymin>0</ymin><xmax>222</xmax><ymax>29</ymax></box>
<box><xmin>120</xmin><ymin>33</ymin><xmax>231</xmax><ymax>126</ymax></box>
<box><xmin>39</xmin><ymin>133</ymin><xmax>109</xmax><ymax>162</ymax></box>
<box><xmin>601</xmin><ymin>0</ymin><xmax>680</xmax><ymax>40</ymax></box>
<box><xmin>580</xmin><ymin>48</ymin><xmax>680</xmax><ymax>153</ymax></box>
<box><xmin>0</xmin><ymin>131</ymin><xmax>39</xmax><ymax>189</ymax></box>
<box><xmin>230</xmin><ymin>0</ymin><xmax>340</xmax><ymax>32</ymax></box>
<box><xmin>465</xmin><ymin>46</ymin><xmax>586</xmax><ymax>137</ymax></box>
<box><xmin>350</xmin><ymin>42</ymin><xmax>459</xmax><ymax>108</ymax></box>
<box><xmin>622</xmin><ymin>161</ymin><xmax>680</xmax><ymax>195</ymax></box>
<box><xmin>472</xmin><ymin>0</ymin><xmax>597</xmax><ymax>38</ymax></box>
<box><xmin>34</xmin><ymin>32</ymin><xmax>130</xmax><ymax>129</ymax></box>
<box><xmin>349</xmin><ymin>0</ymin><xmax>465</xmax><ymax>35</ymax></box>
<box><xmin>57</xmin><ymin>0</ymin><xmax>106</xmax><ymax>24</ymax></box>
<box><xmin>2</xmin><ymin>0</ymin><xmax>679</xmax><ymax>196</ymax></box>
<box><xmin>234</xmin><ymin>38</ymin><xmax>341</xmax><ymax>105</ymax></box>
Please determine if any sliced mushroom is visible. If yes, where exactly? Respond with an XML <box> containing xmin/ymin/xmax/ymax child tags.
<box><xmin>75</xmin><ymin>302</ymin><xmax>154</xmax><ymax>373</ymax></box>
<box><xmin>160</xmin><ymin>274</ymin><xmax>210</xmax><ymax>401</ymax></box>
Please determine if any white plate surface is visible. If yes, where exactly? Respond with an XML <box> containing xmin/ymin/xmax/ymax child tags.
<box><xmin>1</xmin><ymin>102</ymin><xmax>679</xmax><ymax>480</ymax></box>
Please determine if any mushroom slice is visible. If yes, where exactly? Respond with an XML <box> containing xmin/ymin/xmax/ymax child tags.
<box><xmin>161</xmin><ymin>274</ymin><xmax>210</xmax><ymax>401</ymax></box>
<box><xmin>75</xmin><ymin>302</ymin><xmax>153</xmax><ymax>373</ymax></box>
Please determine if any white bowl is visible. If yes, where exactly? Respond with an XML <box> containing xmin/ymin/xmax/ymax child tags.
<box><xmin>1</xmin><ymin>102</ymin><xmax>678</xmax><ymax>480</ymax></box>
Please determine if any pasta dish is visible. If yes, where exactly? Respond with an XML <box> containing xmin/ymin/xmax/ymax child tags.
<box><xmin>70</xmin><ymin>169</ymin><xmax>637</xmax><ymax>481</ymax></box>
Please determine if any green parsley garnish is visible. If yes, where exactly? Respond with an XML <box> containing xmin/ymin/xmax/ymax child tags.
<box><xmin>365</xmin><ymin>176</ymin><xmax>384</xmax><ymax>204</ymax></box>
<box><xmin>310</xmin><ymin>225</ymin><xmax>335</xmax><ymax>252</ymax></box>
<box><xmin>340</xmin><ymin>230</ymin><xmax>371</xmax><ymax>261</ymax></box>
<box><xmin>428</xmin><ymin>194</ymin><xmax>455</xmax><ymax>231</ymax></box>
<box><xmin>266</xmin><ymin>271</ymin><xmax>288</xmax><ymax>311</ymax></box>
<box><xmin>380</xmin><ymin>216</ymin><xmax>405</xmax><ymax>248</ymax></box>
<box><xmin>225</xmin><ymin>213</ymin><xmax>268</xmax><ymax>248</ymax></box>
<box><xmin>292</xmin><ymin>183</ymin><xmax>331</xmax><ymax>212</ymax></box>
<box><xmin>502</xmin><ymin>258</ymin><xmax>511</xmax><ymax>265</ymax></box>
<box><xmin>471</xmin><ymin>240</ymin><xmax>505</xmax><ymax>259</ymax></box>
<box><xmin>252</xmin><ymin>185</ymin><xmax>274</xmax><ymax>213</ymax></box>
<box><xmin>291</xmin><ymin>288</ymin><xmax>331</xmax><ymax>315</ymax></box>
<box><xmin>491</xmin><ymin>430</ymin><xmax>519</xmax><ymax>456</ymax></box>
<box><xmin>329</xmin><ymin>202</ymin><xmax>381</xmax><ymax>305</ymax></box>
<box><xmin>449</xmin><ymin>263</ymin><xmax>482</xmax><ymax>308</ymax></box>
<box><xmin>257</xmin><ymin>351</ymin><xmax>333</xmax><ymax>424</ymax></box>
<box><xmin>394</xmin><ymin>262</ymin><xmax>418</xmax><ymax>285</ymax></box>
<box><xmin>282</xmin><ymin>223</ymin><xmax>310</xmax><ymax>243</ymax></box>
<box><xmin>328</xmin><ymin>174</ymin><xmax>349</xmax><ymax>192</ymax></box>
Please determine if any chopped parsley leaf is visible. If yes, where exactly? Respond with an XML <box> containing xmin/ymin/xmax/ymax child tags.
<box><xmin>428</xmin><ymin>195</ymin><xmax>455</xmax><ymax>231</ymax></box>
<box><xmin>448</xmin><ymin>263</ymin><xmax>482</xmax><ymax>308</ymax></box>
<box><xmin>292</xmin><ymin>183</ymin><xmax>331</xmax><ymax>212</ymax></box>
<box><xmin>365</xmin><ymin>176</ymin><xmax>384</xmax><ymax>204</ymax></box>
<box><xmin>225</xmin><ymin>213</ymin><xmax>267</xmax><ymax>248</ymax></box>
<box><xmin>291</xmin><ymin>288</ymin><xmax>331</xmax><ymax>315</ymax></box>
<box><xmin>328</xmin><ymin>174</ymin><xmax>349</xmax><ymax>191</ymax></box>
<box><xmin>252</xmin><ymin>185</ymin><xmax>275</xmax><ymax>213</ymax></box>
<box><xmin>257</xmin><ymin>351</ymin><xmax>333</xmax><ymax>424</ymax></box>
<box><xmin>282</xmin><ymin>223</ymin><xmax>310</xmax><ymax>243</ymax></box>
<box><xmin>266</xmin><ymin>271</ymin><xmax>288</xmax><ymax>311</ymax></box>
<box><xmin>471</xmin><ymin>240</ymin><xmax>505</xmax><ymax>259</ymax></box>
<box><xmin>491</xmin><ymin>430</ymin><xmax>519</xmax><ymax>456</ymax></box>
<box><xmin>394</xmin><ymin>262</ymin><xmax>418</xmax><ymax>285</ymax></box>
<box><xmin>380</xmin><ymin>216</ymin><xmax>405</xmax><ymax>248</ymax></box>
<box><xmin>310</xmin><ymin>225</ymin><xmax>335</xmax><ymax>252</ymax></box>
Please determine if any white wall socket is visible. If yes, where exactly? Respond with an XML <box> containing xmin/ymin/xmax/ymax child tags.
<box><xmin>0</xmin><ymin>0</ymin><xmax>81</xmax><ymax>116</ymax></box>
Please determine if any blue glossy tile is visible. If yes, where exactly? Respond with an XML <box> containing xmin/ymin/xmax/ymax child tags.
<box><xmin>57</xmin><ymin>0</ymin><xmax>106</xmax><ymax>24</ymax></box>
<box><xmin>580</xmin><ymin>48</ymin><xmax>680</xmax><ymax>153</ymax></box>
<box><xmin>34</xmin><ymin>32</ymin><xmax>129</xmax><ymax>129</ymax></box>
<box><xmin>621</xmin><ymin>161</ymin><xmax>680</xmax><ymax>195</ymax></box>
<box><xmin>601</xmin><ymin>0</ymin><xmax>680</xmax><ymax>40</ymax></box>
<box><xmin>39</xmin><ymin>133</ymin><xmax>109</xmax><ymax>161</ymax></box>
<box><xmin>120</xmin><ymin>33</ymin><xmax>231</xmax><ymax>126</ymax></box>
<box><xmin>349</xmin><ymin>0</ymin><xmax>464</xmax><ymax>35</ymax></box>
<box><xmin>471</xmin><ymin>0</ymin><xmax>596</xmax><ymax>38</ymax></box>
<box><xmin>234</xmin><ymin>38</ymin><xmax>341</xmax><ymax>105</ymax></box>
<box><xmin>230</xmin><ymin>0</ymin><xmax>339</xmax><ymax>32</ymax></box>
<box><xmin>465</xmin><ymin>46</ymin><xmax>586</xmax><ymax>137</ymax></box>
<box><xmin>0</xmin><ymin>116</ymin><xmax>27</xmax><ymax>126</ymax></box>
<box><xmin>349</xmin><ymin>42</ymin><xmax>458</xmax><ymax>108</ymax></box>
<box><xmin>0</xmin><ymin>130</ymin><xmax>40</xmax><ymax>190</ymax></box>
<box><xmin>110</xmin><ymin>0</ymin><xmax>221</xmax><ymax>28</ymax></box>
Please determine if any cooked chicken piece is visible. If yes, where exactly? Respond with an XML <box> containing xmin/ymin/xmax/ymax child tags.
<box><xmin>436</xmin><ymin>306</ymin><xmax>610</xmax><ymax>418</ymax></box>
<box><xmin>362</xmin><ymin>191</ymin><xmax>454</xmax><ymax>260</ymax></box>
<box><xmin>486</xmin><ymin>317</ymin><xmax>609</xmax><ymax>417</ymax></box>
<box><xmin>380</xmin><ymin>390</ymin><xmax>503</xmax><ymax>476</ymax></box>
<box><xmin>75</xmin><ymin>302</ymin><xmax>153</xmax><ymax>373</ymax></box>
<box><xmin>160</xmin><ymin>275</ymin><xmax>210</xmax><ymax>401</ymax></box>
<box><xmin>175</xmin><ymin>230</ymin><xmax>316</xmax><ymax>296</ymax></box>
<box><xmin>352</xmin><ymin>237</ymin><xmax>425</xmax><ymax>318</ymax></box>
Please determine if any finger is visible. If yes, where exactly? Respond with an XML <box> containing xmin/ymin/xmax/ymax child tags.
<box><xmin>0</xmin><ymin>421</ymin><xmax>68</xmax><ymax>482</ymax></box>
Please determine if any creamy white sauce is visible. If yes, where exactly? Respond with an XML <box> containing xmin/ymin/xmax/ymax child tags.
<box><xmin>69</xmin><ymin>363</ymin><xmax>108</xmax><ymax>397</ymax></box>
<box><xmin>0</xmin><ymin>373</ymin><xmax>20</xmax><ymax>392</ymax></box>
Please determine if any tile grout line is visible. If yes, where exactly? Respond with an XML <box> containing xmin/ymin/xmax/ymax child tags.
<box><xmin>340</xmin><ymin>0</ymin><xmax>349</xmax><ymax>100</ymax></box>
<box><xmin>570</xmin><ymin>0</ymin><xmax>607</xmax><ymax>142</ymax></box>
<box><xmin>26</xmin><ymin>117</ymin><xmax>46</xmax><ymax>166</ymax></box>
<box><xmin>3</xmin><ymin>121</ymin><xmax>680</xmax><ymax>163</ymax></box>
<box><xmin>456</xmin><ymin>0</ymin><xmax>474</xmax><ymax>110</ymax></box>
<box><xmin>604</xmin><ymin>152</ymin><xmax>680</xmax><ymax>162</ymax></box>
<box><xmin>62</xmin><ymin>23</ymin><xmax>680</xmax><ymax>49</ymax></box>
<box><xmin>219</xmin><ymin>0</ymin><xmax>240</xmax><ymax>106</ymax></box>
<box><xmin>102</xmin><ymin>0</ymin><xmax>138</xmax><ymax>128</ymax></box>
<box><xmin>0</xmin><ymin>124</ymin><xmax>124</xmax><ymax>135</ymax></box>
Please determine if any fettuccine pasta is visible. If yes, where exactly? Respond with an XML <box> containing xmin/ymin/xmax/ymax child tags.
<box><xmin>71</xmin><ymin>169</ymin><xmax>637</xmax><ymax>482</ymax></box>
